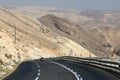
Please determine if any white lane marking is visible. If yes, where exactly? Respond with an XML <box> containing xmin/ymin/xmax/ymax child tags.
<box><xmin>35</xmin><ymin>62</ymin><xmax>39</xmax><ymax>66</ymax></box>
<box><xmin>38</xmin><ymin>69</ymin><xmax>40</xmax><ymax>72</ymax></box>
<box><xmin>75</xmin><ymin>72</ymin><xmax>77</xmax><ymax>74</ymax></box>
<box><xmin>80</xmin><ymin>78</ymin><xmax>83</xmax><ymax>80</ymax></box>
<box><xmin>78</xmin><ymin>74</ymin><xmax>81</xmax><ymax>77</ymax></box>
<box><xmin>34</xmin><ymin>61</ymin><xmax>41</xmax><ymax>80</ymax></box>
<box><xmin>38</xmin><ymin>73</ymin><xmax>40</xmax><ymax>76</ymax></box>
<box><xmin>35</xmin><ymin>61</ymin><xmax>40</xmax><ymax>68</ymax></box>
<box><xmin>51</xmin><ymin>61</ymin><xmax>83</xmax><ymax>80</ymax></box>
<box><xmin>35</xmin><ymin>77</ymin><xmax>39</xmax><ymax>80</ymax></box>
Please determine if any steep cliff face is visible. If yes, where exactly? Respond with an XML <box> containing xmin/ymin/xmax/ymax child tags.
<box><xmin>80</xmin><ymin>25</ymin><xmax>120</xmax><ymax>56</ymax></box>
<box><xmin>0</xmin><ymin>8</ymin><xmax>95</xmax><ymax>77</ymax></box>
<box><xmin>38</xmin><ymin>14</ymin><xmax>120</xmax><ymax>57</ymax></box>
<box><xmin>6</xmin><ymin>7</ymin><xmax>120</xmax><ymax>56</ymax></box>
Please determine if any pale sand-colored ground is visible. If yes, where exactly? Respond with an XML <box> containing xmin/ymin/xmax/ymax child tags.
<box><xmin>0</xmin><ymin>7</ymin><xmax>96</xmax><ymax>77</ymax></box>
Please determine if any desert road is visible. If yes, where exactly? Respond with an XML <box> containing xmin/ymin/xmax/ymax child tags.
<box><xmin>3</xmin><ymin>59</ymin><xmax>120</xmax><ymax>80</ymax></box>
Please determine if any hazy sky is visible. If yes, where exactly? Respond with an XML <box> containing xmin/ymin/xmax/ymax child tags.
<box><xmin>0</xmin><ymin>0</ymin><xmax>120</xmax><ymax>10</ymax></box>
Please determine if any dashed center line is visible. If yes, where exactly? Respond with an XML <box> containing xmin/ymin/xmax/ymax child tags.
<box><xmin>38</xmin><ymin>73</ymin><xmax>40</xmax><ymax>76</ymax></box>
<box><xmin>34</xmin><ymin>61</ymin><xmax>41</xmax><ymax>80</ymax></box>
<box><xmin>35</xmin><ymin>77</ymin><xmax>39</xmax><ymax>80</ymax></box>
<box><xmin>38</xmin><ymin>69</ymin><xmax>40</xmax><ymax>72</ymax></box>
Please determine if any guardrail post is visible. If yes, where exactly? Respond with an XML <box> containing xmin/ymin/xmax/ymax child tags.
<box><xmin>89</xmin><ymin>54</ymin><xmax>91</xmax><ymax>58</ymax></box>
<box><xmin>118</xmin><ymin>63</ymin><xmax>120</xmax><ymax>68</ymax></box>
<box><xmin>80</xmin><ymin>54</ymin><xmax>82</xmax><ymax>58</ymax></box>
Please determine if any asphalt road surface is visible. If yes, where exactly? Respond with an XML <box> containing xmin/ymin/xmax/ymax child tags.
<box><xmin>3</xmin><ymin>59</ymin><xmax>120</xmax><ymax>80</ymax></box>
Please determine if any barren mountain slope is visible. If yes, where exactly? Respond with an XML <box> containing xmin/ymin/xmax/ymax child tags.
<box><xmin>80</xmin><ymin>25</ymin><xmax>120</xmax><ymax>56</ymax></box>
<box><xmin>38</xmin><ymin>14</ymin><xmax>120</xmax><ymax>57</ymax></box>
<box><xmin>0</xmin><ymin>8</ymin><xmax>95</xmax><ymax>77</ymax></box>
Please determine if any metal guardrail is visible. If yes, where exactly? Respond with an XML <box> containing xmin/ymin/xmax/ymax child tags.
<box><xmin>57</xmin><ymin>56</ymin><xmax>120</xmax><ymax>78</ymax></box>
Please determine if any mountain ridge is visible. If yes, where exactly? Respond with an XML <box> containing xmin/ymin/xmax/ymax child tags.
<box><xmin>0</xmin><ymin>8</ymin><xmax>95</xmax><ymax>77</ymax></box>
<box><xmin>38</xmin><ymin>14</ymin><xmax>120</xmax><ymax>57</ymax></box>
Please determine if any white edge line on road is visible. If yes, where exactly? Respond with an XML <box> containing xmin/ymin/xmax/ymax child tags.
<box><xmin>51</xmin><ymin>61</ymin><xmax>83</xmax><ymax>80</ymax></box>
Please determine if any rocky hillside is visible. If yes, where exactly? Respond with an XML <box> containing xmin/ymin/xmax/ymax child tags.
<box><xmin>1</xmin><ymin>6</ymin><xmax>120</xmax><ymax>78</ymax></box>
<box><xmin>0</xmin><ymin>8</ymin><xmax>95</xmax><ymax>77</ymax></box>
<box><xmin>38</xmin><ymin>14</ymin><xmax>120</xmax><ymax>57</ymax></box>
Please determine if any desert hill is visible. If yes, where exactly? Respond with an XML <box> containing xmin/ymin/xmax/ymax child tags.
<box><xmin>0</xmin><ymin>6</ymin><xmax>120</xmax><ymax>77</ymax></box>
<box><xmin>0</xmin><ymin>8</ymin><xmax>95</xmax><ymax>77</ymax></box>
<box><xmin>38</xmin><ymin>14</ymin><xmax>120</xmax><ymax>57</ymax></box>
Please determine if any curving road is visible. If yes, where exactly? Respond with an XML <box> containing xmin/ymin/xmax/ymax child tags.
<box><xmin>3</xmin><ymin>59</ymin><xmax>120</xmax><ymax>80</ymax></box>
